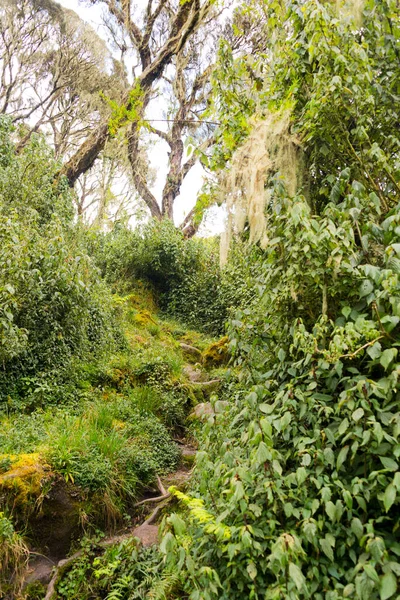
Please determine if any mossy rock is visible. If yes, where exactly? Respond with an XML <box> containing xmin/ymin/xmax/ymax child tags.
<box><xmin>202</xmin><ymin>337</ymin><xmax>229</xmax><ymax>368</ymax></box>
<box><xmin>179</xmin><ymin>342</ymin><xmax>202</xmax><ymax>363</ymax></box>
<box><xmin>124</xmin><ymin>285</ymin><xmax>158</xmax><ymax>314</ymax></box>
<box><xmin>0</xmin><ymin>453</ymin><xmax>52</xmax><ymax>516</ymax></box>
<box><xmin>131</xmin><ymin>309</ymin><xmax>158</xmax><ymax>327</ymax></box>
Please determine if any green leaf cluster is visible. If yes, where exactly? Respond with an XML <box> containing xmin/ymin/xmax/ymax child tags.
<box><xmin>100</xmin><ymin>83</ymin><xmax>144</xmax><ymax>136</ymax></box>
<box><xmin>160</xmin><ymin>1</ymin><xmax>400</xmax><ymax>598</ymax></box>
<box><xmin>0</xmin><ymin>117</ymin><xmax>119</xmax><ymax>409</ymax></box>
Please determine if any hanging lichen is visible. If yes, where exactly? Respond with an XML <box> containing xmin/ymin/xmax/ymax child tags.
<box><xmin>337</xmin><ymin>0</ymin><xmax>366</xmax><ymax>27</ymax></box>
<box><xmin>220</xmin><ymin>108</ymin><xmax>301</xmax><ymax>264</ymax></box>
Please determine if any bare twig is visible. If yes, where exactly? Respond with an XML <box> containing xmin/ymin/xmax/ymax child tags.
<box><xmin>44</xmin><ymin>497</ymin><xmax>172</xmax><ymax>600</ymax></box>
<box><xmin>339</xmin><ymin>335</ymin><xmax>384</xmax><ymax>359</ymax></box>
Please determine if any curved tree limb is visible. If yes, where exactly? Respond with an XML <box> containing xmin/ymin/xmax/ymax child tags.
<box><xmin>59</xmin><ymin>0</ymin><xmax>212</xmax><ymax>186</ymax></box>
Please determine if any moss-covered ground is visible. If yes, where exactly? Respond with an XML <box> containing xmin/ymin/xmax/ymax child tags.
<box><xmin>0</xmin><ymin>284</ymin><xmax>228</xmax><ymax>598</ymax></box>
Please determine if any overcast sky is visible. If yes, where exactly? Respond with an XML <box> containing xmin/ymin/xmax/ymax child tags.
<box><xmin>57</xmin><ymin>0</ymin><xmax>225</xmax><ymax>235</ymax></box>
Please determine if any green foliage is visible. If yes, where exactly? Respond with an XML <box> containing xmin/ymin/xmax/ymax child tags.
<box><xmin>56</xmin><ymin>539</ymin><xmax>182</xmax><ymax>599</ymax></box>
<box><xmin>0</xmin><ymin>117</ymin><xmax>120</xmax><ymax>409</ymax></box>
<box><xmin>43</xmin><ymin>395</ymin><xmax>180</xmax><ymax>509</ymax></box>
<box><xmin>211</xmin><ymin>0</ymin><xmax>400</xmax><ymax>215</ymax></box>
<box><xmin>0</xmin><ymin>511</ymin><xmax>28</xmax><ymax>597</ymax></box>
<box><xmin>164</xmin><ymin>203</ymin><xmax>400</xmax><ymax>599</ymax></box>
<box><xmin>0</xmin><ymin>395</ymin><xmax>180</xmax><ymax>527</ymax></box>
<box><xmin>90</xmin><ymin>219</ymin><xmax>259</xmax><ymax>334</ymax></box>
<box><xmin>101</xmin><ymin>83</ymin><xmax>144</xmax><ymax>136</ymax></box>
<box><xmin>160</xmin><ymin>1</ymin><xmax>400</xmax><ymax>598</ymax></box>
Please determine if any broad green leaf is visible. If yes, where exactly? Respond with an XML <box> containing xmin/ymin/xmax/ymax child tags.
<box><xmin>168</xmin><ymin>513</ymin><xmax>186</xmax><ymax>536</ymax></box>
<box><xmin>260</xmin><ymin>418</ymin><xmax>272</xmax><ymax>438</ymax></box>
<box><xmin>380</xmin><ymin>348</ymin><xmax>398</xmax><ymax>370</ymax></box>
<box><xmin>326</xmin><ymin>501</ymin><xmax>336</xmax><ymax>522</ymax></box>
<box><xmin>364</xmin><ymin>564</ymin><xmax>379</xmax><ymax>583</ymax></box>
<box><xmin>256</xmin><ymin>441</ymin><xmax>271</xmax><ymax>465</ymax></box>
<box><xmin>281</xmin><ymin>411</ymin><xmax>292</xmax><ymax>429</ymax></box>
<box><xmin>259</xmin><ymin>403</ymin><xmax>275</xmax><ymax>415</ymax></box>
<box><xmin>344</xmin><ymin>584</ymin><xmax>355</xmax><ymax>597</ymax></box>
<box><xmin>272</xmin><ymin>459</ymin><xmax>282</xmax><ymax>475</ymax></box>
<box><xmin>352</xmin><ymin>408</ymin><xmax>364</xmax><ymax>422</ymax></box>
<box><xmin>351</xmin><ymin>518</ymin><xmax>364</xmax><ymax>539</ymax></box>
<box><xmin>367</xmin><ymin>341</ymin><xmax>382</xmax><ymax>360</ymax></box>
<box><xmin>338</xmin><ymin>418</ymin><xmax>349</xmax><ymax>435</ymax></box>
<box><xmin>303</xmin><ymin>521</ymin><xmax>317</xmax><ymax>543</ymax></box>
<box><xmin>233</xmin><ymin>480</ymin><xmax>244</xmax><ymax>501</ymax></box>
<box><xmin>342</xmin><ymin>306</ymin><xmax>352</xmax><ymax>319</ymax></box>
<box><xmin>296</xmin><ymin>467</ymin><xmax>307</xmax><ymax>485</ymax></box>
<box><xmin>373</xmin><ymin>422</ymin><xmax>384</xmax><ymax>444</ymax></box>
<box><xmin>360</xmin><ymin>280</ymin><xmax>374</xmax><ymax>298</ymax></box>
<box><xmin>380</xmin><ymin>572</ymin><xmax>397</xmax><ymax>600</ymax></box>
<box><xmin>384</xmin><ymin>484</ymin><xmax>396</xmax><ymax>512</ymax></box>
<box><xmin>289</xmin><ymin>563</ymin><xmax>306</xmax><ymax>591</ymax></box>
<box><xmin>159</xmin><ymin>532</ymin><xmax>175</xmax><ymax>554</ymax></box>
<box><xmin>278</xmin><ymin>348</ymin><xmax>286</xmax><ymax>362</ymax></box>
<box><xmin>381</xmin><ymin>315</ymin><xmax>400</xmax><ymax>332</ymax></box>
<box><xmin>380</xmin><ymin>457</ymin><xmax>399</xmax><ymax>471</ymax></box>
<box><xmin>324</xmin><ymin>447</ymin><xmax>335</xmax><ymax>466</ymax></box>
<box><xmin>369</xmin><ymin>538</ymin><xmax>385</xmax><ymax>562</ymax></box>
<box><xmin>247</xmin><ymin>561</ymin><xmax>257</xmax><ymax>580</ymax></box>
<box><xmin>320</xmin><ymin>537</ymin><xmax>334</xmax><ymax>561</ymax></box>
<box><xmin>337</xmin><ymin>446</ymin><xmax>349</xmax><ymax>471</ymax></box>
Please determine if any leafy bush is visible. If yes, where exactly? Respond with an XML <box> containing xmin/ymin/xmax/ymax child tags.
<box><xmin>0</xmin><ymin>512</ymin><xmax>28</xmax><ymax>598</ymax></box>
<box><xmin>0</xmin><ymin>117</ymin><xmax>120</xmax><ymax>409</ymax></box>
<box><xmin>128</xmin><ymin>386</ymin><xmax>187</xmax><ymax>432</ymax></box>
<box><xmin>45</xmin><ymin>396</ymin><xmax>180</xmax><ymax>522</ymax></box>
<box><xmin>89</xmin><ymin>218</ymin><xmax>259</xmax><ymax>334</ymax></box>
<box><xmin>164</xmin><ymin>201</ymin><xmax>400</xmax><ymax>600</ymax></box>
<box><xmin>56</xmin><ymin>538</ymin><xmax>182</xmax><ymax>600</ymax></box>
<box><xmin>160</xmin><ymin>2</ymin><xmax>400</xmax><ymax>597</ymax></box>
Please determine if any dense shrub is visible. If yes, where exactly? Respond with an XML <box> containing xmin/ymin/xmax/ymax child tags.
<box><xmin>0</xmin><ymin>512</ymin><xmax>28</xmax><ymax>598</ymax></box>
<box><xmin>164</xmin><ymin>197</ymin><xmax>400</xmax><ymax>600</ymax></box>
<box><xmin>46</xmin><ymin>397</ymin><xmax>180</xmax><ymax>512</ymax></box>
<box><xmin>160</xmin><ymin>1</ymin><xmax>400</xmax><ymax>598</ymax></box>
<box><xmin>0</xmin><ymin>117</ymin><xmax>120</xmax><ymax>409</ymax></box>
<box><xmin>56</xmin><ymin>539</ymin><xmax>182</xmax><ymax>600</ymax></box>
<box><xmin>89</xmin><ymin>218</ymin><xmax>259</xmax><ymax>334</ymax></box>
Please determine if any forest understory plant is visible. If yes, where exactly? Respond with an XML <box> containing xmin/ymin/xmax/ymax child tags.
<box><xmin>160</xmin><ymin>0</ymin><xmax>400</xmax><ymax>598</ymax></box>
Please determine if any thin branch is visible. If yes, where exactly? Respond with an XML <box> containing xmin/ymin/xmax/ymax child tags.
<box><xmin>339</xmin><ymin>336</ymin><xmax>384</xmax><ymax>359</ymax></box>
<box><xmin>144</xmin><ymin>118</ymin><xmax>219</xmax><ymax>125</ymax></box>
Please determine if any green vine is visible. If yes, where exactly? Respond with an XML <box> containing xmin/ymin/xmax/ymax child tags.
<box><xmin>100</xmin><ymin>83</ymin><xmax>144</xmax><ymax>136</ymax></box>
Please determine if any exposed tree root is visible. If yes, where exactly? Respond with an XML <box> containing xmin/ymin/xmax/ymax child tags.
<box><xmin>44</xmin><ymin>497</ymin><xmax>171</xmax><ymax>600</ymax></box>
<box><xmin>42</xmin><ymin>435</ymin><xmax>193</xmax><ymax>597</ymax></box>
<box><xmin>134</xmin><ymin>475</ymin><xmax>170</xmax><ymax>506</ymax></box>
<box><xmin>134</xmin><ymin>493</ymin><xmax>171</xmax><ymax>506</ymax></box>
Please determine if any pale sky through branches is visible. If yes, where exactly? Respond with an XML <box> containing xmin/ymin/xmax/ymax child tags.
<box><xmin>57</xmin><ymin>0</ymin><xmax>225</xmax><ymax>235</ymax></box>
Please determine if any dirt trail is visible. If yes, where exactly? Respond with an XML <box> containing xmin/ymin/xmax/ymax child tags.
<box><xmin>24</xmin><ymin>352</ymin><xmax>203</xmax><ymax>596</ymax></box>
<box><xmin>23</xmin><ymin>441</ymin><xmax>195</xmax><ymax>597</ymax></box>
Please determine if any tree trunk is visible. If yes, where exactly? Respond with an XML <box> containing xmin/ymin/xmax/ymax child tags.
<box><xmin>127</xmin><ymin>122</ymin><xmax>162</xmax><ymax>220</ymax></box>
<box><xmin>58</xmin><ymin>0</ymin><xmax>207</xmax><ymax>186</ymax></box>
<box><xmin>162</xmin><ymin>138</ymin><xmax>184</xmax><ymax>219</ymax></box>
<box><xmin>59</xmin><ymin>123</ymin><xmax>110</xmax><ymax>186</ymax></box>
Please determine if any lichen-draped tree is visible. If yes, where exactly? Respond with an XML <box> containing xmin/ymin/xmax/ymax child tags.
<box><xmin>126</xmin><ymin>18</ymin><xmax>224</xmax><ymax>237</ymax></box>
<box><xmin>58</xmin><ymin>0</ymin><xmax>216</xmax><ymax>235</ymax></box>
<box><xmin>0</xmin><ymin>0</ymin><xmax>125</xmax><ymax>153</ymax></box>
<box><xmin>0</xmin><ymin>0</ymin><xmax>138</xmax><ymax>221</ymax></box>
<box><xmin>211</xmin><ymin>0</ymin><xmax>400</xmax><ymax>261</ymax></box>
